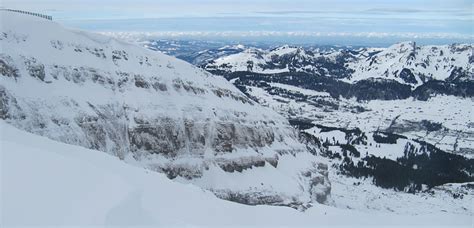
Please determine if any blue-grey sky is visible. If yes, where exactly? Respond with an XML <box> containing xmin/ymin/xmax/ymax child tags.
<box><xmin>2</xmin><ymin>0</ymin><xmax>473</xmax><ymax>45</ymax></box>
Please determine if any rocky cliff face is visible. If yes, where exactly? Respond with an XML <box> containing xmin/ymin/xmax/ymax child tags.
<box><xmin>0</xmin><ymin>11</ymin><xmax>330</xmax><ymax>209</ymax></box>
<box><xmin>132</xmin><ymin>39</ymin><xmax>474</xmax><ymax>214</ymax></box>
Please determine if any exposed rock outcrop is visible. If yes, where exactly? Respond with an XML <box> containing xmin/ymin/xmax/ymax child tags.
<box><xmin>0</xmin><ymin>11</ymin><xmax>330</xmax><ymax>208</ymax></box>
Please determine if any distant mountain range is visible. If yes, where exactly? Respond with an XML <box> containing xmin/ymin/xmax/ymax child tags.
<box><xmin>203</xmin><ymin>42</ymin><xmax>473</xmax><ymax>101</ymax></box>
<box><xmin>141</xmin><ymin>40</ymin><xmax>473</xmax><ymax>101</ymax></box>
<box><xmin>139</xmin><ymin>38</ymin><xmax>474</xmax><ymax>214</ymax></box>
<box><xmin>206</xmin><ymin>42</ymin><xmax>472</xmax><ymax>83</ymax></box>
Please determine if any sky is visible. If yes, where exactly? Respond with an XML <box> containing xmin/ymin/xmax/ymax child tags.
<box><xmin>2</xmin><ymin>0</ymin><xmax>473</xmax><ymax>45</ymax></box>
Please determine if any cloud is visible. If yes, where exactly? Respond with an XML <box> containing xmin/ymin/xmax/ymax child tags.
<box><xmin>101</xmin><ymin>31</ymin><xmax>474</xmax><ymax>41</ymax></box>
<box><xmin>98</xmin><ymin>30</ymin><xmax>473</xmax><ymax>46</ymax></box>
<box><xmin>254</xmin><ymin>10</ymin><xmax>328</xmax><ymax>15</ymax></box>
<box><xmin>4</xmin><ymin>0</ymin><xmax>472</xmax><ymax>42</ymax></box>
<box><xmin>364</xmin><ymin>8</ymin><xmax>423</xmax><ymax>13</ymax></box>
<box><xmin>364</xmin><ymin>8</ymin><xmax>471</xmax><ymax>15</ymax></box>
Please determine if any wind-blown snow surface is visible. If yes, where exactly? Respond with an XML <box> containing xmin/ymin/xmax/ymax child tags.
<box><xmin>0</xmin><ymin>11</ymin><xmax>330</xmax><ymax>207</ymax></box>
<box><xmin>1</xmin><ymin>121</ymin><xmax>471</xmax><ymax>227</ymax></box>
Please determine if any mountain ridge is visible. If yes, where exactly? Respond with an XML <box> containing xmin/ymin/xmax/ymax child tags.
<box><xmin>204</xmin><ymin>41</ymin><xmax>473</xmax><ymax>87</ymax></box>
<box><xmin>0</xmin><ymin>11</ymin><xmax>330</xmax><ymax>208</ymax></box>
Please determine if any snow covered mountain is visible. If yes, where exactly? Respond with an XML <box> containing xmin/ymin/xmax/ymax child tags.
<box><xmin>141</xmin><ymin>39</ymin><xmax>249</xmax><ymax>66</ymax></box>
<box><xmin>4</xmin><ymin>121</ymin><xmax>471</xmax><ymax>227</ymax></box>
<box><xmin>206</xmin><ymin>45</ymin><xmax>314</xmax><ymax>74</ymax></box>
<box><xmin>189</xmin><ymin>42</ymin><xmax>474</xmax><ymax>155</ymax></box>
<box><xmin>204</xmin><ymin>42</ymin><xmax>473</xmax><ymax>101</ymax></box>
<box><xmin>136</xmin><ymin>39</ymin><xmax>474</xmax><ymax>214</ymax></box>
<box><xmin>205</xmin><ymin>42</ymin><xmax>473</xmax><ymax>87</ymax></box>
<box><xmin>197</xmin><ymin>43</ymin><xmax>474</xmax><ymax>193</ymax></box>
<box><xmin>0</xmin><ymin>11</ymin><xmax>331</xmax><ymax>208</ymax></box>
<box><xmin>346</xmin><ymin>42</ymin><xmax>473</xmax><ymax>85</ymax></box>
<box><xmin>1</xmin><ymin>11</ymin><xmax>473</xmax><ymax>226</ymax></box>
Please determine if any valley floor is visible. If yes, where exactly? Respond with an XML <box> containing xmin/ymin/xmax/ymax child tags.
<box><xmin>248</xmin><ymin>83</ymin><xmax>474</xmax><ymax>157</ymax></box>
<box><xmin>0</xmin><ymin>121</ymin><xmax>471</xmax><ymax>227</ymax></box>
<box><xmin>325</xmin><ymin>157</ymin><xmax>473</xmax><ymax>215</ymax></box>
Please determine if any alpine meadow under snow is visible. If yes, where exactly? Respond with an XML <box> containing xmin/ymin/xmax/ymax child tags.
<box><xmin>1</xmin><ymin>7</ymin><xmax>473</xmax><ymax>228</ymax></box>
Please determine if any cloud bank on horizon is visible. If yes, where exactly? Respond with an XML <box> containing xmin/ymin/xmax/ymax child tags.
<box><xmin>2</xmin><ymin>0</ymin><xmax>473</xmax><ymax>45</ymax></box>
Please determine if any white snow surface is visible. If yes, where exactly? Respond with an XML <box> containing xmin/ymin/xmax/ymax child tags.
<box><xmin>241</xmin><ymin>79</ymin><xmax>474</xmax><ymax>215</ymax></box>
<box><xmin>208</xmin><ymin>46</ymin><xmax>310</xmax><ymax>73</ymax></box>
<box><xmin>246</xmin><ymin>81</ymin><xmax>474</xmax><ymax>157</ymax></box>
<box><xmin>1</xmin><ymin>121</ymin><xmax>471</xmax><ymax>227</ymax></box>
<box><xmin>0</xmin><ymin>11</ymin><xmax>329</xmax><ymax>207</ymax></box>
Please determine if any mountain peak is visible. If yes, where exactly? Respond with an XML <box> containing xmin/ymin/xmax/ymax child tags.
<box><xmin>388</xmin><ymin>41</ymin><xmax>417</xmax><ymax>54</ymax></box>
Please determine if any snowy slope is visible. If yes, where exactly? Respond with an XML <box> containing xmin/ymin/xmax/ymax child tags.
<box><xmin>207</xmin><ymin>45</ymin><xmax>311</xmax><ymax>74</ymax></box>
<box><xmin>198</xmin><ymin>41</ymin><xmax>473</xmax><ymax>155</ymax></box>
<box><xmin>245</xmin><ymin>81</ymin><xmax>473</xmax><ymax>156</ymax></box>
<box><xmin>200</xmin><ymin>52</ymin><xmax>474</xmax><ymax>214</ymax></box>
<box><xmin>1</xmin><ymin>121</ymin><xmax>471</xmax><ymax>227</ymax></box>
<box><xmin>0</xmin><ymin>11</ymin><xmax>329</xmax><ymax>207</ymax></box>
<box><xmin>130</xmin><ymin>33</ymin><xmax>474</xmax><ymax>217</ymax></box>
<box><xmin>209</xmin><ymin>48</ymin><xmax>270</xmax><ymax>72</ymax></box>
<box><xmin>346</xmin><ymin>42</ymin><xmax>473</xmax><ymax>85</ymax></box>
<box><xmin>238</xmin><ymin>80</ymin><xmax>474</xmax><ymax>212</ymax></box>
<box><xmin>141</xmin><ymin>40</ymin><xmax>248</xmax><ymax>65</ymax></box>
